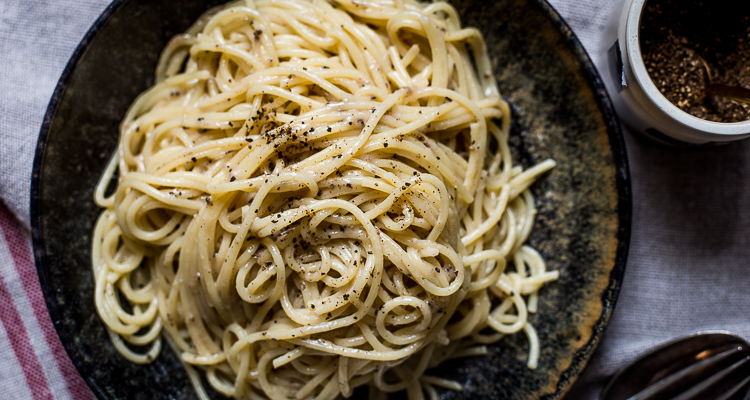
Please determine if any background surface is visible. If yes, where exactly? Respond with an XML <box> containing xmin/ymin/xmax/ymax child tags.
<box><xmin>1</xmin><ymin>0</ymin><xmax>749</xmax><ymax>399</ymax></box>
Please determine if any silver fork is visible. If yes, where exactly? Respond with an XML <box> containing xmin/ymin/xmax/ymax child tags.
<box><xmin>600</xmin><ymin>331</ymin><xmax>750</xmax><ymax>400</ymax></box>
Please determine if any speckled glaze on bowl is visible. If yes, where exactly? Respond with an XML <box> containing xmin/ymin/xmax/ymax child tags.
<box><xmin>31</xmin><ymin>0</ymin><xmax>631</xmax><ymax>399</ymax></box>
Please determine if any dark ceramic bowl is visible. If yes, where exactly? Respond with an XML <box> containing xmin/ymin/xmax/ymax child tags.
<box><xmin>31</xmin><ymin>0</ymin><xmax>631</xmax><ymax>399</ymax></box>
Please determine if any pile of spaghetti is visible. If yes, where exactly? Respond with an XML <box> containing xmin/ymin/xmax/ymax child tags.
<box><xmin>91</xmin><ymin>0</ymin><xmax>557</xmax><ymax>398</ymax></box>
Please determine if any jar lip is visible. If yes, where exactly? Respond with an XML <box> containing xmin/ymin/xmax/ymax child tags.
<box><xmin>625</xmin><ymin>0</ymin><xmax>750</xmax><ymax>135</ymax></box>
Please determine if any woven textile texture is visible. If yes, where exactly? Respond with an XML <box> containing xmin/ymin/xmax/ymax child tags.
<box><xmin>2</xmin><ymin>0</ymin><xmax>750</xmax><ymax>399</ymax></box>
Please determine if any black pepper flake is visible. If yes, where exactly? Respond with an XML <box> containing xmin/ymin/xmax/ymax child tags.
<box><xmin>198</xmin><ymin>117</ymin><xmax>204</xmax><ymax>121</ymax></box>
<box><xmin>230</xmin><ymin>176</ymin><xmax>236</xmax><ymax>182</ymax></box>
<box><xmin>383</xmin><ymin>143</ymin><xmax>388</xmax><ymax>148</ymax></box>
<box><xmin>327</xmin><ymin>126</ymin><xmax>332</xmax><ymax>132</ymax></box>
<box><xmin>246</xmin><ymin>138</ymin><xmax>254</xmax><ymax>143</ymax></box>
<box><xmin>191</xmin><ymin>157</ymin><xmax>197</xmax><ymax>162</ymax></box>
<box><xmin>228</xmin><ymin>122</ymin><xmax>234</xmax><ymax>127</ymax></box>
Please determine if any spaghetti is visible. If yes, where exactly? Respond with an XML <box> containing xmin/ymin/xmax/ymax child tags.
<box><xmin>91</xmin><ymin>0</ymin><xmax>558</xmax><ymax>398</ymax></box>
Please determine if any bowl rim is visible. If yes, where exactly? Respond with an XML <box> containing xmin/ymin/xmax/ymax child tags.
<box><xmin>29</xmin><ymin>0</ymin><xmax>632</xmax><ymax>398</ymax></box>
<box><xmin>30</xmin><ymin>0</ymin><xmax>129</xmax><ymax>397</ymax></box>
<box><xmin>537</xmin><ymin>0</ymin><xmax>631</xmax><ymax>395</ymax></box>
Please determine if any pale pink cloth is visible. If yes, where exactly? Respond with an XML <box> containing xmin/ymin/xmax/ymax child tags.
<box><xmin>0</xmin><ymin>204</ymin><xmax>93</xmax><ymax>399</ymax></box>
<box><xmin>1</xmin><ymin>0</ymin><xmax>110</xmax><ymax>397</ymax></box>
<box><xmin>2</xmin><ymin>0</ymin><xmax>750</xmax><ymax>399</ymax></box>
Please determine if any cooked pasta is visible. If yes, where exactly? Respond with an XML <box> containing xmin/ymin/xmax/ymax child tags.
<box><xmin>91</xmin><ymin>0</ymin><xmax>558</xmax><ymax>398</ymax></box>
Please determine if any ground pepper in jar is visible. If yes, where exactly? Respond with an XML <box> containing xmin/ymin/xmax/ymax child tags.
<box><xmin>639</xmin><ymin>0</ymin><xmax>750</xmax><ymax>122</ymax></box>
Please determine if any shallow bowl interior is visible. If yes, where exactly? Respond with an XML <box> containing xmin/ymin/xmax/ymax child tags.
<box><xmin>31</xmin><ymin>0</ymin><xmax>631</xmax><ymax>398</ymax></box>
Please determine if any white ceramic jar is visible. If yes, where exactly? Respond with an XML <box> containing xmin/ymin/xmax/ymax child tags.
<box><xmin>599</xmin><ymin>0</ymin><xmax>750</xmax><ymax>145</ymax></box>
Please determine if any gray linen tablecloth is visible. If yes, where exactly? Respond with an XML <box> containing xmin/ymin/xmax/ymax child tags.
<box><xmin>1</xmin><ymin>0</ymin><xmax>749</xmax><ymax>399</ymax></box>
